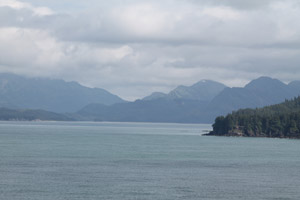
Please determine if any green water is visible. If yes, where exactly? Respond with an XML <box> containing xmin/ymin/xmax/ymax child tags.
<box><xmin>0</xmin><ymin>121</ymin><xmax>300</xmax><ymax>200</ymax></box>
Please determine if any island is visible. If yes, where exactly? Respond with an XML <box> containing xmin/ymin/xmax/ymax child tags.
<box><xmin>206</xmin><ymin>96</ymin><xmax>300</xmax><ymax>138</ymax></box>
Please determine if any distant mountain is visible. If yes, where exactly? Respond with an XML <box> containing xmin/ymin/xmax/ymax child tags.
<box><xmin>288</xmin><ymin>81</ymin><xmax>300</xmax><ymax>94</ymax></box>
<box><xmin>0</xmin><ymin>73</ymin><xmax>125</xmax><ymax>113</ymax></box>
<box><xmin>79</xmin><ymin>79</ymin><xmax>227</xmax><ymax>123</ymax></box>
<box><xmin>142</xmin><ymin>92</ymin><xmax>167</xmax><ymax>101</ymax></box>
<box><xmin>2</xmin><ymin>74</ymin><xmax>300</xmax><ymax>123</ymax></box>
<box><xmin>143</xmin><ymin>80</ymin><xmax>226</xmax><ymax>101</ymax></box>
<box><xmin>206</xmin><ymin>96</ymin><xmax>300</xmax><ymax>138</ymax></box>
<box><xmin>168</xmin><ymin>80</ymin><xmax>227</xmax><ymax>101</ymax></box>
<box><xmin>78</xmin><ymin>98</ymin><xmax>208</xmax><ymax>123</ymax></box>
<box><xmin>78</xmin><ymin>77</ymin><xmax>300</xmax><ymax>123</ymax></box>
<box><xmin>0</xmin><ymin>107</ymin><xmax>73</xmax><ymax>121</ymax></box>
<box><xmin>205</xmin><ymin>77</ymin><xmax>298</xmax><ymax>117</ymax></box>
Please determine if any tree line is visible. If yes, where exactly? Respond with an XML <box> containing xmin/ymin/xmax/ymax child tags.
<box><xmin>209</xmin><ymin>96</ymin><xmax>300</xmax><ymax>138</ymax></box>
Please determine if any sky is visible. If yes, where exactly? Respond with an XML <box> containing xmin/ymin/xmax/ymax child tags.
<box><xmin>1</xmin><ymin>0</ymin><xmax>300</xmax><ymax>100</ymax></box>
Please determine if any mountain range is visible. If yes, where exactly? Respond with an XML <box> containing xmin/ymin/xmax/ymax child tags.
<box><xmin>77</xmin><ymin>80</ymin><xmax>227</xmax><ymax>123</ymax></box>
<box><xmin>143</xmin><ymin>80</ymin><xmax>226</xmax><ymax>101</ymax></box>
<box><xmin>0</xmin><ymin>73</ymin><xmax>125</xmax><ymax>113</ymax></box>
<box><xmin>78</xmin><ymin>77</ymin><xmax>300</xmax><ymax>123</ymax></box>
<box><xmin>0</xmin><ymin>73</ymin><xmax>300</xmax><ymax>123</ymax></box>
<box><xmin>208</xmin><ymin>77</ymin><xmax>299</xmax><ymax>113</ymax></box>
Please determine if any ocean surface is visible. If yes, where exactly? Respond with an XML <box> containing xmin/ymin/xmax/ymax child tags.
<box><xmin>0</xmin><ymin>121</ymin><xmax>300</xmax><ymax>200</ymax></box>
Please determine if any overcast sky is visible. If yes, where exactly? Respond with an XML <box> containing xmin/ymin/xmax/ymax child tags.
<box><xmin>1</xmin><ymin>0</ymin><xmax>300</xmax><ymax>100</ymax></box>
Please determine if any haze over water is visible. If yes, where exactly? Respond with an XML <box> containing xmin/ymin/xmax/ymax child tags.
<box><xmin>0</xmin><ymin>121</ymin><xmax>300</xmax><ymax>200</ymax></box>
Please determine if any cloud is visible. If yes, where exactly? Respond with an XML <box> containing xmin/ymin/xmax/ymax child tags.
<box><xmin>0</xmin><ymin>0</ymin><xmax>53</xmax><ymax>15</ymax></box>
<box><xmin>0</xmin><ymin>0</ymin><xmax>300</xmax><ymax>100</ymax></box>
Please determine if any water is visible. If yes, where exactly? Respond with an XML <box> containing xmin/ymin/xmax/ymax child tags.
<box><xmin>0</xmin><ymin>121</ymin><xmax>300</xmax><ymax>200</ymax></box>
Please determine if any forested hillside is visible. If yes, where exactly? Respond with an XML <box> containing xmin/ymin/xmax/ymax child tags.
<box><xmin>207</xmin><ymin>97</ymin><xmax>300</xmax><ymax>138</ymax></box>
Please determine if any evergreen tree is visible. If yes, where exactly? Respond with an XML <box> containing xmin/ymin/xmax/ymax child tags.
<box><xmin>208</xmin><ymin>96</ymin><xmax>300</xmax><ymax>138</ymax></box>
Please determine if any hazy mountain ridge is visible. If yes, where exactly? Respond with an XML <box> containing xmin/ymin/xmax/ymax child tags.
<box><xmin>143</xmin><ymin>80</ymin><xmax>227</xmax><ymax>101</ymax></box>
<box><xmin>207</xmin><ymin>77</ymin><xmax>297</xmax><ymax>116</ymax></box>
<box><xmin>78</xmin><ymin>79</ymin><xmax>227</xmax><ymax>123</ymax></box>
<box><xmin>0</xmin><ymin>73</ymin><xmax>125</xmax><ymax>113</ymax></box>
<box><xmin>142</xmin><ymin>92</ymin><xmax>167</xmax><ymax>101</ymax></box>
<box><xmin>78</xmin><ymin>98</ymin><xmax>209</xmax><ymax>123</ymax></box>
<box><xmin>79</xmin><ymin>77</ymin><xmax>300</xmax><ymax>123</ymax></box>
<box><xmin>1</xmin><ymin>74</ymin><xmax>300</xmax><ymax>123</ymax></box>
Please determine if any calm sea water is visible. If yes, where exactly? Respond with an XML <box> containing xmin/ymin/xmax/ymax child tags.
<box><xmin>0</xmin><ymin>121</ymin><xmax>300</xmax><ymax>200</ymax></box>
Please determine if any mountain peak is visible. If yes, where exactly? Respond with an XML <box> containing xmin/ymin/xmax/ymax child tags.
<box><xmin>141</xmin><ymin>79</ymin><xmax>226</xmax><ymax>102</ymax></box>
<box><xmin>245</xmin><ymin>76</ymin><xmax>286</xmax><ymax>90</ymax></box>
<box><xmin>142</xmin><ymin>92</ymin><xmax>167</xmax><ymax>101</ymax></box>
<box><xmin>0</xmin><ymin>73</ymin><xmax>125</xmax><ymax>113</ymax></box>
<box><xmin>167</xmin><ymin>79</ymin><xmax>226</xmax><ymax>101</ymax></box>
<box><xmin>191</xmin><ymin>79</ymin><xmax>225</xmax><ymax>88</ymax></box>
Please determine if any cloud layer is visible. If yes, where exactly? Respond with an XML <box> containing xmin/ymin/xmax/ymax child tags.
<box><xmin>1</xmin><ymin>0</ymin><xmax>300</xmax><ymax>100</ymax></box>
